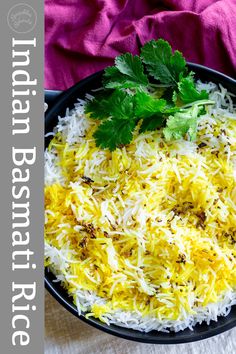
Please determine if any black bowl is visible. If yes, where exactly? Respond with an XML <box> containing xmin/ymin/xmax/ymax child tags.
<box><xmin>45</xmin><ymin>63</ymin><xmax>236</xmax><ymax>344</ymax></box>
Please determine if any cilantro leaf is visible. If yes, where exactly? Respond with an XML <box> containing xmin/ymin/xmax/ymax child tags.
<box><xmin>134</xmin><ymin>92</ymin><xmax>180</xmax><ymax>133</ymax></box>
<box><xmin>103</xmin><ymin>67</ymin><xmax>136</xmax><ymax>89</ymax></box>
<box><xmin>85</xmin><ymin>94</ymin><xmax>111</xmax><ymax>120</ymax></box>
<box><xmin>141</xmin><ymin>39</ymin><xmax>187</xmax><ymax>85</ymax></box>
<box><xmin>86</xmin><ymin>39</ymin><xmax>214</xmax><ymax>150</ymax></box>
<box><xmin>134</xmin><ymin>91</ymin><xmax>167</xmax><ymax>118</ymax></box>
<box><xmin>175</xmin><ymin>75</ymin><xmax>209</xmax><ymax>104</ymax></box>
<box><xmin>86</xmin><ymin>90</ymin><xmax>134</xmax><ymax>120</ymax></box>
<box><xmin>133</xmin><ymin>91</ymin><xmax>167</xmax><ymax>133</ymax></box>
<box><xmin>163</xmin><ymin>105</ymin><xmax>201</xmax><ymax>141</ymax></box>
<box><xmin>140</xmin><ymin>115</ymin><xmax>165</xmax><ymax>133</ymax></box>
<box><xmin>109</xmin><ymin>90</ymin><xmax>135</xmax><ymax>119</ymax></box>
<box><xmin>93</xmin><ymin>119</ymin><xmax>136</xmax><ymax>151</ymax></box>
<box><xmin>115</xmin><ymin>53</ymin><xmax>148</xmax><ymax>85</ymax></box>
<box><xmin>103</xmin><ymin>53</ymin><xmax>148</xmax><ymax>89</ymax></box>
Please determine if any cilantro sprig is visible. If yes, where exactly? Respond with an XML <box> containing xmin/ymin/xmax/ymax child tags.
<box><xmin>140</xmin><ymin>39</ymin><xmax>187</xmax><ymax>85</ymax></box>
<box><xmin>103</xmin><ymin>53</ymin><xmax>148</xmax><ymax>89</ymax></box>
<box><xmin>85</xmin><ymin>39</ymin><xmax>214</xmax><ymax>151</ymax></box>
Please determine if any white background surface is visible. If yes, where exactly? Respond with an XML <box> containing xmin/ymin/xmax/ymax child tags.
<box><xmin>45</xmin><ymin>292</ymin><xmax>236</xmax><ymax>354</ymax></box>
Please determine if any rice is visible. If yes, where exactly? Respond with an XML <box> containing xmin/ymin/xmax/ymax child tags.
<box><xmin>44</xmin><ymin>82</ymin><xmax>236</xmax><ymax>332</ymax></box>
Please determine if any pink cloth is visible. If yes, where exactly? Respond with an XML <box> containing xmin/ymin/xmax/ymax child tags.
<box><xmin>45</xmin><ymin>0</ymin><xmax>236</xmax><ymax>90</ymax></box>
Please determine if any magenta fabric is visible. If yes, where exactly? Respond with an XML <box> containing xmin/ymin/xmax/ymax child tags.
<box><xmin>45</xmin><ymin>0</ymin><xmax>236</xmax><ymax>90</ymax></box>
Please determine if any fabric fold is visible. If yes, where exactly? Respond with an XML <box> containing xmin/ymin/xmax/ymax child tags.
<box><xmin>45</xmin><ymin>0</ymin><xmax>236</xmax><ymax>90</ymax></box>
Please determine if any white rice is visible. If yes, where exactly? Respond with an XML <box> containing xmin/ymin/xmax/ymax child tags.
<box><xmin>45</xmin><ymin>81</ymin><xmax>236</xmax><ymax>332</ymax></box>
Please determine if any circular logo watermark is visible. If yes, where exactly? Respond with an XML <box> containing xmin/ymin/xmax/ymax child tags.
<box><xmin>7</xmin><ymin>3</ymin><xmax>37</xmax><ymax>34</ymax></box>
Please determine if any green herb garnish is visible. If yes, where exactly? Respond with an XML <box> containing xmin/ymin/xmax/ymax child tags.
<box><xmin>85</xmin><ymin>39</ymin><xmax>214</xmax><ymax>151</ymax></box>
<box><xmin>163</xmin><ymin>105</ymin><xmax>202</xmax><ymax>141</ymax></box>
<box><xmin>140</xmin><ymin>39</ymin><xmax>187</xmax><ymax>85</ymax></box>
<box><xmin>174</xmin><ymin>75</ymin><xmax>209</xmax><ymax>104</ymax></box>
<box><xmin>103</xmin><ymin>53</ymin><xmax>148</xmax><ymax>89</ymax></box>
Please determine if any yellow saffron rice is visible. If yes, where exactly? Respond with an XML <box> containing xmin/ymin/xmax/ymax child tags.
<box><xmin>45</xmin><ymin>83</ymin><xmax>236</xmax><ymax>332</ymax></box>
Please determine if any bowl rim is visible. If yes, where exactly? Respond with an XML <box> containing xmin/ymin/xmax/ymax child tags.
<box><xmin>45</xmin><ymin>63</ymin><xmax>236</xmax><ymax>344</ymax></box>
